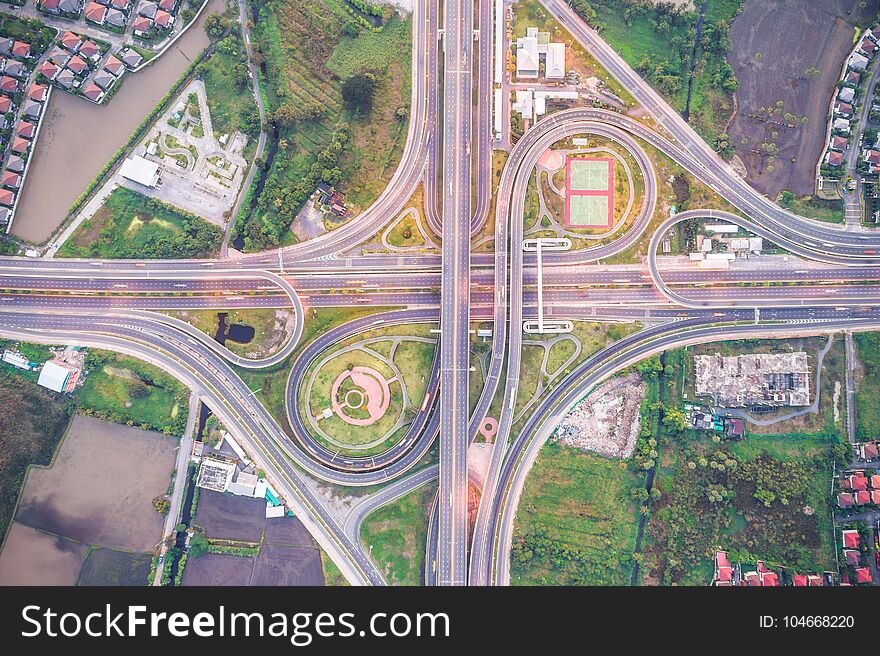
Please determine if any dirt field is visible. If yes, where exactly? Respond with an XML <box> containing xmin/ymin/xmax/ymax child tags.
<box><xmin>251</xmin><ymin>542</ymin><xmax>324</xmax><ymax>585</ymax></box>
<box><xmin>727</xmin><ymin>0</ymin><xmax>878</xmax><ymax>196</ymax></box>
<box><xmin>14</xmin><ymin>415</ymin><xmax>176</xmax><ymax>552</ymax></box>
<box><xmin>182</xmin><ymin>553</ymin><xmax>256</xmax><ymax>585</ymax></box>
<box><xmin>0</xmin><ymin>522</ymin><xmax>88</xmax><ymax>585</ymax></box>
<box><xmin>77</xmin><ymin>548</ymin><xmax>152</xmax><ymax>586</ymax></box>
<box><xmin>193</xmin><ymin>490</ymin><xmax>266</xmax><ymax>543</ymax></box>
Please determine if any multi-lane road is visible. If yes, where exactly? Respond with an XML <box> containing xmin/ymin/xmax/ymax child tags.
<box><xmin>2</xmin><ymin>0</ymin><xmax>880</xmax><ymax>587</ymax></box>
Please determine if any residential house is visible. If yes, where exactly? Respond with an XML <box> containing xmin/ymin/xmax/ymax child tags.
<box><xmin>854</xmin><ymin>567</ymin><xmax>873</xmax><ymax>584</ymax></box>
<box><xmin>3</xmin><ymin>60</ymin><xmax>26</xmax><ymax>79</ymax></box>
<box><xmin>872</xmin><ymin>489</ymin><xmax>880</xmax><ymax>504</ymax></box>
<box><xmin>59</xmin><ymin>31</ymin><xmax>81</xmax><ymax>52</ymax></box>
<box><xmin>119</xmin><ymin>48</ymin><xmax>143</xmax><ymax>68</ymax></box>
<box><xmin>827</xmin><ymin>150</ymin><xmax>844</xmax><ymax>167</ymax></box>
<box><xmin>850</xmin><ymin>52</ymin><xmax>869</xmax><ymax>70</ymax></box>
<box><xmin>81</xmin><ymin>82</ymin><xmax>103</xmax><ymax>102</ymax></box>
<box><xmin>712</xmin><ymin>551</ymin><xmax>734</xmax><ymax>586</ymax></box>
<box><xmin>846</xmin><ymin>71</ymin><xmax>861</xmax><ymax>85</ymax></box>
<box><xmin>516</xmin><ymin>35</ymin><xmax>539</xmax><ymax>78</ymax></box>
<box><xmin>855</xmin><ymin>489</ymin><xmax>871</xmax><ymax>505</ymax></box>
<box><xmin>838</xmin><ymin>86</ymin><xmax>855</xmax><ymax>104</ymax></box>
<box><xmin>860</xmin><ymin>442</ymin><xmax>878</xmax><ymax>461</ymax></box>
<box><xmin>838</xmin><ymin>491</ymin><xmax>855</xmax><ymax>508</ymax></box>
<box><xmin>110</xmin><ymin>0</ymin><xmax>129</xmax><ymax>9</ymax></box>
<box><xmin>48</xmin><ymin>46</ymin><xmax>72</xmax><ymax>68</ymax></box>
<box><xmin>0</xmin><ymin>96</ymin><xmax>10</xmax><ymax>114</ymax></box>
<box><xmin>10</xmin><ymin>136</ymin><xmax>28</xmax><ymax>155</ymax></box>
<box><xmin>93</xmin><ymin>69</ymin><xmax>114</xmax><ymax>91</ymax></box>
<box><xmin>84</xmin><ymin>1</ymin><xmax>107</xmax><ymax>23</ymax></box>
<box><xmin>0</xmin><ymin>170</ymin><xmax>20</xmax><ymax>189</ymax></box>
<box><xmin>16</xmin><ymin>121</ymin><xmax>35</xmax><ymax>140</ymax></box>
<box><xmin>841</xmin><ymin>529</ymin><xmax>861</xmax><ymax>550</ymax></box>
<box><xmin>792</xmin><ymin>574</ymin><xmax>824</xmax><ymax>587</ymax></box>
<box><xmin>139</xmin><ymin>1</ymin><xmax>158</xmax><ymax>18</ymax></box>
<box><xmin>78</xmin><ymin>40</ymin><xmax>101</xmax><ymax>61</ymax></box>
<box><xmin>103</xmin><ymin>54</ymin><xmax>123</xmax><ymax>76</ymax></box>
<box><xmin>743</xmin><ymin>561</ymin><xmax>779</xmax><ymax>587</ymax></box>
<box><xmin>66</xmin><ymin>55</ymin><xmax>89</xmax><ymax>76</ymax></box>
<box><xmin>22</xmin><ymin>100</ymin><xmax>43</xmax><ymax>120</ymax></box>
<box><xmin>54</xmin><ymin>68</ymin><xmax>76</xmax><ymax>89</ymax></box>
<box><xmin>0</xmin><ymin>39</ymin><xmax>13</xmax><ymax>56</ymax></box>
<box><xmin>0</xmin><ymin>76</ymin><xmax>19</xmax><ymax>95</ymax></box>
<box><xmin>870</xmin><ymin>26</ymin><xmax>880</xmax><ymax>43</ymax></box>
<box><xmin>833</xmin><ymin>117</ymin><xmax>851</xmax><ymax>134</ymax></box>
<box><xmin>849</xmin><ymin>474</ymin><xmax>869</xmax><ymax>491</ymax></box>
<box><xmin>154</xmin><ymin>9</ymin><xmax>173</xmax><ymax>30</ymax></box>
<box><xmin>864</xmin><ymin>150</ymin><xmax>880</xmax><ymax>167</ymax></box>
<box><xmin>872</xmin><ymin>474</ymin><xmax>880</xmax><ymax>488</ymax></box>
<box><xmin>830</xmin><ymin>135</ymin><xmax>849</xmax><ymax>152</ymax></box>
<box><xmin>106</xmin><ymin>8</ymin><xmax>127</xmax><ymax>28</ymax></box>
<box><xmin>843</xmin><ymin>549</ymin><xmax>861</xmax><ymax>566</ymax></box>
<box><xmin>158</xmin><ymin>0</ymin><xmax>176</xmax><ymax>10</ymax></box>
<box><xmin>859</xmin><ymin>37</ymin><xmax>878</xmax><ymax>56</ymax></box>
<box><xmin>6</xmin><ymin>156</ymin><xmax>24</xmax><ymax>173</ymax></box>
<box><xmin>0</xmin><ymin>207</ymin><xmax>9</xmax><ymax>223</ymax></box>
<box><xmin>36</xmin><ymin>61</ymin><xmax>60</xmax><ymax>81</ymax></box>
<box><xmin>0</xmin><ymin>188</ymin><xmax>14</xmax><ymax>207</ymax></box>
<box><xmin>131</xmin><ymin>16</ymin><xmax>151</xmax><ymax>34</ymax></box>
<box><xmin>41</xmin><ymin>0</ymin><xmax>84</xmax><ymax>15</ymax></box>
<box><xmin>11</xmin><ymin>41</ymin><xmax>31</xmax><ymax>59</ymax></box>
<box><xmin>28</xmin><ymin>84</ymin><xmax>48</xmax><ymax>102</ymax></box>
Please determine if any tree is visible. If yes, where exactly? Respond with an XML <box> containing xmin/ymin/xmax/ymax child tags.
<box><xmin>778</xmin><ymin>190</ymin><xmax>795</xmax><ymax>208</ymax></box>
<box><xmin>204</xmin><ymin>13</ymin><xmax>230</xmax><ymax>39</ymax></box>
<box><xmin>662</xmin><ymin>406</ymin><xmax>688</xmax><ymax>433</ymax></box>
<box><xmin>189</xmin><ymin>533</ymin><xmax>210</xmax><ymax>558</ymax></box>
<box><xmin>127</xmin><ymin>379</ymin><xmax>150</xmax><ymax>399</ymax></box>
<box><xmin>341</xmin><ymin>73</ymin><xmax>377</xmax><ymax>115</ymax></box>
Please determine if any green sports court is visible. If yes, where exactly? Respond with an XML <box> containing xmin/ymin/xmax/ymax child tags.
<box><xmin>565</xmin><ymin>157</ymin><xmax>614</xmax><ymax>228</ymax></box>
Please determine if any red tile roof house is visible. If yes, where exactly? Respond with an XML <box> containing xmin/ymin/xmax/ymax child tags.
<box><xmin>862</xmin><ymin>442</ymin><xmax>879</xmax><ymax>460</ymax></box>
<box><xmin>84</xmin><ymin>1</ymin><xmax>107</xmax><ymax>24</ymax></box>
<box><xmin>844</xmin><ymin>549</ymin><xmax>861</xmax><ymax>567</ymax></box>
<box><xmin>11</xmin><ymin>41</ymin><xmax>31</xmax><ymax>59</ymax></box>
<box><xmin>872</xmin><ymin>489</ymin><xmax>880</xmax><ymax>504</ymax></box>
<box><xmin>854</xmin><ymin>489</ymin><xmax>871</xmax><ymax>505</ymax></box>
<box><xmin>10</xmin><ymin>136</ymin><xmax>28</xmax><ymax>154</ymax></box>
<box><xmin>850</xmin><ymin>474</ymin><xmax>869</xmax><ymax>491</ymax></box>
<box><xmin>0</xmin><ymin>189</ymin><xmax>14</xmax><ymax>207</ymax></box>
<box><xmin>154</xmin><ymin>9</ymin><xmax>173</xmax><ymax>29</ymax></box>
<box><xmin>1</xmin><ymin>170</ymin><xmax>20</xmax><ymax>189</ymax></box>
<box><xmin>78</xmin><ymin>40</ymin><xmax>101</xmax><ymax>61</ymax></box>
<box><xmin>831</xmin><ymin>136</ymin><xmax>848</xmax><ymax>152</ymax></box>
<box><xmin>871</xmin><ymin>474</ymin><xmax>880</xmax><ymax>488</ymax></box>
<box><xmin>742</xmin><ymin>561</ymin><xmax>779</xmax><ymax>586</ymax></box>
<box><xmin>158</xmin><ymin>0</ymin><xmax>176</xmax><ymax>10</ymax></box>
<box><xmin>59</xmin><ymin>31</ymin><xmax>81</xmax><ymax>52</ymax></box>
<box><xmin>81</xmin><ymin>82</ymin><xmax>103</xmax><ymax>103</ymax></box>
<box><xmin>865</xmin><ymin>150</ymin><xmax>880</xmax><ymax>166</ymax></box>
<box><xmin>66</xmin><ymin>55</ymin><xmax>89</xmax><ymax>76</ymax></box>
<box><xmin>16</xmin><ymin>121</ymin><xmax>35</xmax><ymax>140</ymax></box>
<box><xmin>846</xmin><ymin>71</ymin><xmax>861</xmax><ymax>85</ymax></box>
<box><xmin>713</xmin><ymin>551</ymin><xmax>734</xmax><ymax>585</ymax></box>
<box><xmin>860</xmin><ymin>38</ymin><xmax>878</xmax><ymax>55</ymax></box>
<box><xmin>838</xmin><ymin>492</ymin><xmax>855</xmax><ymax>508</ymax></box>
<box><xmin>110</xmin><ymin>0</ymin><xmax>129</xmax><ymax>10</ymax></box>
<box><xmin>827</xmin><ymin>150</ymin><xmax>844</xmax><ymax>167</ymax></box>
<box><xmin>0</xmin><ymin>96</ymin><xmax>10</xmax><ymax>114</ymax></box>
<box><xmin>6</xmin><ymin>156</ymin><xmax>24</xmax><ymax>174</ymax></box>
<box><xmin>836</xmin><ymin>102</ymin><xmax>854</xmax><ymax>117</ymax></box>
<box><xmin>841</xmin><ymin>529</ymin><xmax>861</xmax><ymax>550</ymax></box>
<box><xmin>28</xmin><ymin>84</ymin><xmax>48</xmax><ymax>102</ymax></box>
<box><xmin>103</xmin><ymin>55</ymin><xmax>123</xmax><ymax>76</ymax></box>
<box><xmin>131</xmin><ymin>16</ymin><xmax>151</xmax><ymax>34</ymax></box>
<box><xmin>0</xmin><ymin>76</ymin><xmax>18</xmax><ymax>95</ymax></box>
<box><xmin>854</xmin><ymin>567</ymin><xmax>873</xmax><ymax>584</ymax></box>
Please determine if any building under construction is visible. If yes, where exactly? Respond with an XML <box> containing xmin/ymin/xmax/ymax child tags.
<box><xmin>694</xmin><ymin>352</ymin><xmax>810</xmax><ymax>409</ymax></box>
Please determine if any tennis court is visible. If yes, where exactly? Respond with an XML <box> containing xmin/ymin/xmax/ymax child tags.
<box><xmin>565</xmin><ymin>157</ymin><xmax>614</xmax><ymax>228</ymax></box>
<box><xmin>568</xmin><ymin>158</ymin><xmax>611</xmax><ymax>191</ymax></box>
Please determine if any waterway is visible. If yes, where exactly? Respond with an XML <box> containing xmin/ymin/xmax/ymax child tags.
<box><xmin>12</xmin><ymin>0</ymin><xmax>221</xmax><ymax>244</ymax></box>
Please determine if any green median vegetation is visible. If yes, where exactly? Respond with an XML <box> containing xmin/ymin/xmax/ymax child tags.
<box><xmin>58</xmin><ymin>187</ymin><xmax>223</xmax><ymax>259</ymax></box>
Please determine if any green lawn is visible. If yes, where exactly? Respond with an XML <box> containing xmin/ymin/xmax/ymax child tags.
<box><xmin>361</xmin><ymin>482</ymin><xmax>436</xmax><ymax>585</ymax></box>
<box><xmin>78</xmin><ymin>350</ymin><xmax>188</xmax><ymax>435</ymax></box>
<box><xmin>58</xmin><ymin>187</ymin><xmax>222</xmax><ymax>259</ymax></box>
<box><xmin>854</xmin><ymin>332</ymin><xmax>880</xmax><ymax>440</ymax></box>
<box><xmin>787</xmin><ymin>196</ymin><xmax>845</xmax><ymax>224</ymax></box>
<box><xmin>511</xmin><ymin>443</ymin><xmax>642</xmax><ymax>585</ymax></box>
<box><xmin>198</xmin><ymin>34</ymin><xmax>260</xmax><ymax>153</ymax></box>
<box><xmin>393</xmin><ymin>340</ymin><xmax>435</xmax><ymax>406</ymax></box>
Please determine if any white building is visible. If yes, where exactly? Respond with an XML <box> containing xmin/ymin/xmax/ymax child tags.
<box><xmin>513</xmin><ymin>89</ymin><xmax>534</xmax><ymax>121</ymax></box>
<box><xmin>516</xmin><ymin>35</ymin><xmax>539</xmax><ymax>78</ymax></box>
<box><xmin>545</xmin><ymin>42</ymin><xmax>565</xmax><ymax>79</ymax></box>
<box><xmin>228</xmin><ymin>470</ymin><xmax>258</xmax><ymax>497</ymax></box>
<box><xmin>119</xmin><ymin>155</ymin><xmax>159</xmax><ymax>187</ymax></box>
<box><xmin>37</xmin><ymin>360</ymin><xmax>79</xmax><ymax>393</ymax></box>
<box><xmin>850</xmin><ymin>52</ymin><xmax>869</xmax><ymax>70</ymax></box>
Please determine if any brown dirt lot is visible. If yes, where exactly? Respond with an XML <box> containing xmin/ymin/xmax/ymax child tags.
<box><xmin>193</xmin><ymin>490</ymin><xmax>266</xmax><ymax>543</ymax></box>
<box><xmin>0</xmin><ymin>521</ymin><xmax>88</xmax><ymax>585</ymax></box>
<box><xmin>14</xmin><ymin>415</ymin><xmax>176</xmax><ymax>552</ymax></box>
<box><xmin>727</xmin><ymin>0</ymin><xmax>878</xmax><ymax>197</ymax></box>
<box><xmin>181</xmin><ymin>552</ymin><xmax>256</xmax><ymax>586</ymax></box>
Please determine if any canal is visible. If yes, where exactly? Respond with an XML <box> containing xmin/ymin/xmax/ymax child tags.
<box><xmin>12</xmin><ymin>0</ymin><xmax>222</xmax><ymax>244</ymax></box>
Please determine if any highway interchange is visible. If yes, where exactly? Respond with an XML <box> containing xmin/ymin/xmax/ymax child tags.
<box><xmin>2</xmin><ymin>0</ymin><xmax>880</xmax><ymax>586</ymax></box>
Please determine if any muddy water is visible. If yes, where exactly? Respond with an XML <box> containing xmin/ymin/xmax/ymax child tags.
<box><xmin>12</xmin><ymin>0</ymin><xmax>220</xmax><ymax>244</ymax></box>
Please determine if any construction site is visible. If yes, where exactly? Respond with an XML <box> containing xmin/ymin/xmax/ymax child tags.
<box><xmin>694</xmin><ymin>352</ymin><xmax>811</xmax><ymax>409</ymax></box>
<box><xmin>554</xmin><ymin>374</ymin><xmax>646</xmax><ymax>458</ymax></box>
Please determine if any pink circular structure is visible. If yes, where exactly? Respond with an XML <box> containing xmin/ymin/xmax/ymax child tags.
<box><xmin>480</xmin><ymin>416</ymin><xmax>499</xmax><ymax>440</ymax></box>
<box><xmin>330</xmin><ymin>366</ymin><xmax>391</xmax><ymax>427</ymax></box>
<box><xmin>538</xmin><ymin>148</ymin><xmax>564</xmax><ymax>171</ymax></box>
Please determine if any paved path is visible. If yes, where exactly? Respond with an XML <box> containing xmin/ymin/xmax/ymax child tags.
<box><xmin>151</xmin><ymin>390</ymin><xmax>200</xmax><ymax>586</ymax></box>
<box><xmin>843</xmin><ymin>50</ymin><xmax>880</xmax><ymax>226</ymax></box>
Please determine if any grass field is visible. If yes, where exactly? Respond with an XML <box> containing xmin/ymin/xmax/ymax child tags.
<box><xmin>568</xmin><ymin>194</ymin><xmax>610</xmax><ymax>227</ymax></box>
<box><xmin>568</xmin><ymin>158</ymin><xmax>610</xmax><ymax>191</ymax></box>
<box><xmin>58</xmin><ymin>187</ymin><xmax>223</xmax><ymax>259</ymax></box>
<box><xmin>164</xmin><ymin>309</ymin><xmax>295</xmax><ymax>359</ymax></box>
<box><xmin>854</xmin><ymin>332</ymin><xmax>880</xmax><ymax>440</ymax></box>
<box><xmin>361</xmin><ymin>482</ymin><xmax>436</xmax><ymax>585</ymax></box>
<box><xmin>237</xmin><ymin>1</ymin><xmax>412</xmax><ymax>250</ymax></box>
<box><xmin>78</xmin><ymin>350</ymin><xmax>187</xmax><ymax>435</ymax></box>
<box><xmin>511</xmin><ymin>443</ymin><xmax>642</xmax><ymax>585</ymax></box>
<box><xmin>77</xmin><ymin>547</ymin><xmax>152</xmax><ymax>586</ymax></box>
<box><xmin>0</xmin><ymin>368</ymin><xmax>73</xmax><ymax>546</ymax></box>
<box><xmin>198</xmin><ymin>33</ymin><xmax>260</xmax><ymax>156</ymax></box>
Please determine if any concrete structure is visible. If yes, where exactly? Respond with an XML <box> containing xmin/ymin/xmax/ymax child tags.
<box><xmin>37</xmin><ymin>359</ymin><xmax>80</xmax><ymax>393</ymax></box>
<box><xmin>119</xmin><ymin>155</ymin><xmax>159</xmax><ymax>187</ymax></box>
<box><xmin>545</xmin><ymin>42</ymin><xmax>565</xmax><ymax>79</ymax></box>
<box><xmin>196</xmin><ymin>458</ymin><xmax>236</xmax><ymax>492</ymax></box>
<box><xmin>694</xmin><ymin>351</ymin><xmax>810</xmax><ymax>408</ymax></box>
